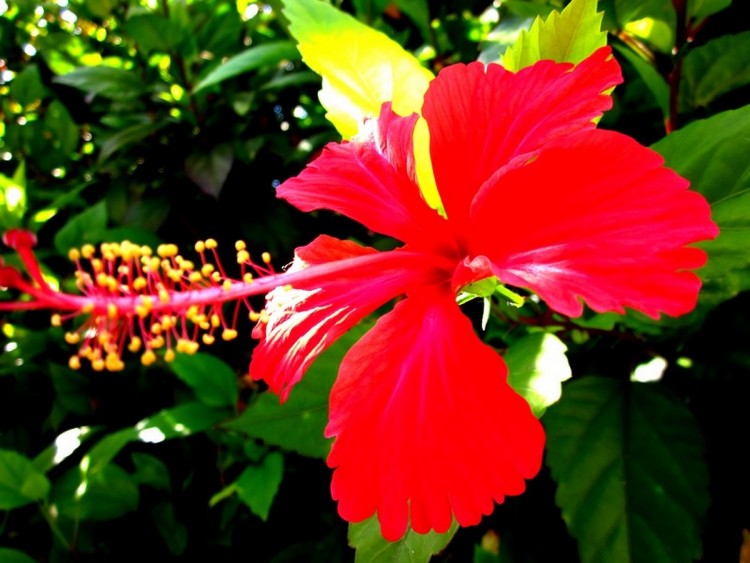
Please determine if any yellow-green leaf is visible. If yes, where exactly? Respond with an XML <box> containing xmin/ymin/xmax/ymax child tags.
<box><xmin>283</xmin><ymin>0</ymin><xmax>433</xmax><ymax>139</ymax></box>
<box><xmin>501</xmin><ymin>0</ymin><xmax>607</xmax><ymax>71</ymax></box>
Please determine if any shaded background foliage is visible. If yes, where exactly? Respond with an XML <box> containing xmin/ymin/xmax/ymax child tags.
<box><xmin>1</xmin><ymin>0</ymin><xmax>749</xmax><ymax>561</ymax></box>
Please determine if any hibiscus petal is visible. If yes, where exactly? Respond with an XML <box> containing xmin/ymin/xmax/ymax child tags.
<box><xmin>276</xmin><ymin>104</ymin><xmax>448</xmax><ymax>248</ymax></box>
<box><xmin>249</xmin><ymin>235</ymin><xmax>448</xmax><ymax>400</ymax></box>
<box><xmin>325</xmin><ymin>289</ymin><xmax>544</xmax><ymax>541</ymax></box>
<box><xmin>469</xmin><ymin>130</ymin><xmax>719</xmax><ymax>318</ymax></box>
<box><xmin>422</xmin><ymin>46</ymin><xmax>621</xmax><ymax>232</ymax></box>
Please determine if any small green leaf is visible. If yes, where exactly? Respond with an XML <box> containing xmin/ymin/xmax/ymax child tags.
<box><xmin>681</xmin><ymin>32</ymin><xmax>750</xmax><ymax>110</ymax></box>
<box><xmin>282</xmin><ymin>0</ymin><xmax>433</xmax><ymax>139</ymax></box>
<box><xmin>124</xmin><ymin>14</ymin><xmax>188</xmax><ymax>54</ymax></box>
<box><xmin>52</xmin><ymin>463</ymin><xmax>139</xmax><ymax>521</ymax></box>
<box><xmin>184</xmin><ymin>145</ymin><xmax>234</xmax><ymax>199</ymax></box>
<box><xmin>192</xmin><ymin>41</ymin><xmax>300</xmax><ymax>93</ymax></box>
<box><xmin>235</xmin><ymin>451</ymin><xmax>284</xmax><ymax>521</ymax></box>
<box><xmin>614</xmin><ymin>43</ymin><xmax>669</xmax><ymax>116</ymax></box>
<box><xmin>501</xmin><ymin>0</ymin><xmax>607</xmax><ymax>71</ymax></box>
<box><xmin>152</xmin><ymin>501</ymin><xmax>188</xmax><ymax>555</ymax></box>
<box><xmin>349</xmin><ymin>514</ymin><xmax>458</xmax><ymax>563</ymax></box>
<box><xmin>544</xmin><ymin>378</ymin><xmax>709</xmax><ymax>563</ymax></box>
<box><xmin>44</xmin><ymin>100</ymin><xmax>79</xmax><ymax>156</ymax></box>
<box><xmin>97</xmin><ymin>120</ymin><xmax>166</xmax><ymax>163</ymax></box>
<box><xmin>222</xmin><ymin>320</ymin><xmax>371</xmax><ymax>458</ymax></box>
<box><xmin>131</xmin><ymin>452</ymin><xmax>171</xmax><ymax>492</ymax></box>
<box><xmin>0</xmin><ymin>548</ymin><xmax>37</xmax><ymax>563</ymax></box>
<box><xmin>54</xmin><ymin>66</ymin><xmax>148</xmax><ymax>100</ymax></box>
<box><xmin>504</xmin><ymin>333</ymin><xmax>571</xmax><ymax>417</ymax></box>
<box><xmin>0</xmin><ymin>449</ymin><xmax>51</xmax><ymax>510</ymax></box>
<box><xmin>688</xmin><ymin>0</ymin><xmax>731</xmax><ymax>22</ymax></box>
<box><xmin>651</xmin><ymin>104</ymin><xmax>750</xmax><ymax>309</ymax></box>
<box><xmin>10</xmin><ymin>64</ymin><xmax>47</xmax><ymax>106</ymax></box>
<box><xmin>53</xmin><ymin>200</ymin><xmax>108</xmax><ymax>254</ymax></box>
<box><xmin>169</xmin><ymin>352</ymin><xmax>239</xmax><ymax>408</ymax></box>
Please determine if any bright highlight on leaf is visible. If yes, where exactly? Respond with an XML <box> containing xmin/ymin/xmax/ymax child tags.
<box><xmin>501</xmin><ymin>0</ymin><xmax>607</xmax><ymax>71</ymax></box>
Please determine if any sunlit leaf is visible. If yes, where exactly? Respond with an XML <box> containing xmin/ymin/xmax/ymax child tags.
<box><xmin>501</xmin><ymin>0</ymin><xmax>607</xmax><ymax>71</ymax></box>
<box><xmin>0</xmin><ymin>161</ymin><xmax>27</xmax><ymax>229</ymax></box>
<box><xmin>193</xmin><ymin>41</ymin><xmax>300</xmax><ymax>93</ymax></box>
<box><xmin>349</xmin><ymin>514</ymin><xmax>458</xmax><ymax>562</ymax></box>
<box><xmin>504</xmin><ymin>333</ymin><xmax>572</xmax><ymax>417</ymax></box>
<box><xmin>9</xmin><ymin>64</ymin><xmax>47</xmax><ymax>106</ymax></box>
<box><xmin>235</xmin><ymin>451</ymin><xmax>284</xmax><ymax>521</ymax></box>
<box><xmin>170</xmin><ymin>352</ymin><xmax>239</xmax><ymax>408</ymax></box>
<box><xmin>544</xmin><ymin>378</ymin><xmax>709</xmax><ymax>563</ymax></box>
<box><xmin>0</xmin><ymin>449</ymin><xmax>51</xmax><ymax>510</ymax></box>
<box><xmin>52</xmin><ymin>463</ymin><xmax>139</xmax><ymax>521</ymax></box>
<box><xmin>282</xmin><ymin>0</ymin><xmax>433</xmax><ymax>138</ymax></box>
<box><xmin>681</xmin><ymin>32</ymin><xmax>750</xmax><ymax>110</ymax></box>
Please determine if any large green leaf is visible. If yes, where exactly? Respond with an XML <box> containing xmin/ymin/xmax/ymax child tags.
<box><xmin>52</xmin><ymin>463</ymin><xmax>139</xmax><ymax>521</ymax></box>
<box><xmin>349</xmin><ymin>515</ymin><xmax>458</xmax><ymax>563</ymax></box>
<box><xmin>544</xmin><ymin>378</ymin><xmax>709</xmax><ymax>563</ymax></box>
<box><xmin>53</xmin><ymin>200</ymin><xmax>108</xmax><ymax>254</ymax></box>
<box><xmin>222</xmin><ymin>320</ymin><xmax>371</xmax><ymax>458</ymax></box>
<box><xmin>651</xmin><ymin>104</ymin><xmax>750</xmax><ymax>307</ymax></box>
<box><xmin>170</xmin><ymin>352</ymin><xmax>239</xmax><ymax>408</ymax></box>
<box><xmin>504</xmin><ymin>332</ymin><xmax>572</xmax><ymax>417</ymax></box>
<box><xmin>282</xmin><ymin>0</ymin><xmax>433</xmax><ymax>139</ymax></box>
<box><xmin>681</xmin><ymin>32</ymin><xmax>750</xmax><ymax>111</ymax></box>
<box><xmin>501</xmin><ymin>0</ymin><xmax>607</xmax><ymax>71</ymax></box>
<box><xmin>193</xmin><ymin>41</ymin><xmax>300</xmax><ymax>93</ymax></box>
<box><xmin>688</xmin><ymin>0</ymin><xmax>731</xmax><ymax>22</ymax></box>
<box><xmin>53</xmin><ymin>66</ymin><xmax>148</xmax><ymax>100</ymax></box>
<box><xmin>0</xmin><ymin>449</ymin><xmax>51</xmax><ymax>510</ymax></box>
<box><xmin>0</xmin><ymin>548</ymin><xmax>37</xmax><ymax>563</ymax></box>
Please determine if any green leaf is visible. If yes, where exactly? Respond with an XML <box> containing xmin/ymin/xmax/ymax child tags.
<box><xmin>0</xmin><ymin>449</ymin><xmax>51</xmax><ymax>510</ymax></box>
<box><xmin>544</xmin><ymin>378</ymin><xmax>709</xmax><ymax>563</ymax></box>
<box><xmin>33</xmin><ymin>426</ymin><xmax>95</xmax><ymax>473</ymax></box>
<box><xmin>131</xmin><ymin>452</ymin><xmax>171</xmax><ymax>491</ymax></box>
<box><xmin>52</xmin><ymin>463</ymin><xmax>139</xmax><ymax>521</ymax></box>
<box><xmin>0</xmin><ymin>548</ymin><xmax>37</xmax><ymax>563</ymax></box>
<box><xmin>681</xmin><ymin>32</ymin><xmax>750</xmax><ymax>110</ymax></box>
<box><xmin>349</xmin><ymin>514</ymin><xmax>458</xmax><ymax>563</ymax></box>
<box><xmin>501</xmin><ymin>0</ymin><xmax>607</xmax><ymax>71</ymax></box>
<box><xmin>504</xmin><ymin>333</ymin><xmax>572</xmax><ymax>417</ymax></box>
<box><xmin>97</xmin><ymin>120</ymin><xmax>166</xmax><ymax>163</ymax></box>
<box><xmin>53</xmin><ymin>200</ymin><xmax>108</xmax><ymax>254</ymax></box>
<box><xmin>124</xmin><ymin>14</ymin><xmax>188</xmax><ymax>54</ymax></box>
<box><xmin>10</xmin><ymin>64</ymin><xmax>47</xmax><ymax>106</ymax></box>
<box><xmin>222</xmin><ymin>320</ymin><xmax>371</xmax><ymax>458</ymax></box>
<box><xmin>688</xmin><ymin>0</ymin><xmax>731</xmax><ymax>22</ymax></box>
<box><xmin>184</xmin><ymin>145</ymin><xmax>234</xmax><ymax>199</ymax></box>
<box><xmin>282</xmin><ymin>0</ymin><xmax>433</xmax><ymax>139</ymax></box>
<box><xmin>0</xmin><ymin>161</ymin><xmax>27</xmax><ymax>229</ymax></box>
<box><xmin>44</xmin><ymin>100</ymin><xmax>79</xmax><ymax>156</ymax></box>
<box><xmin>54</xmin><ymin>66</ymin><xmax>148</xmax><ymax>100</ymax></box>
<box><xmin>169</xmin><ymin>352</ymin><xmax>239</xmax><ymax>408</ymax></box>
<box><xmin>651</xmin><ymin>104</ymin><xmax>750</xmax><ymax>307</ymax></box>
<box><xmin>235</xmin><ymin>451</ymin><xmax>284</xmax><ymax>521</ymax></box>
<box><xmin>152</xmin><ymin>501</ymin><xmax>188</xmax><ymax>555</ymax></box>
<box><xmin>192</xmin><ymin>41</ymin><xmax>300</xmax><ymax>93</ymax></box>
<box><xmin>614</xmin><ymin>43</ymin><xmax>669</xmax><ymax>116</ymax></box>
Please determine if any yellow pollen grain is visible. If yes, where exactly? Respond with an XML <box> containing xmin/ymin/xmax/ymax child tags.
<box><xmin>68</xmin><ymin>248</ymin><xmax>81</xmax><ymax>261</ymax></box>
<box><xmin>159</xmin><ymin>289</ymin><xmax>170</xmax><ymax>304</ymax></box>
<box><xmin>105</xmin><ymin>352</ymin><xmax>125</xmax><ymax>371</ymax></box>
<box><xmin>64</xmin><ymin>332</ymin><xmax>81</xmax><ymax>345</ymax></box>
<box><xmin>107</xmin><ymin>303</ymin><xmax>118</xmax><ymax>319</ymax></box>
<box><xmin>235</xmin><ymin>240</ymin><xmax>246</xmax><ymax>251</ymax></box>
<box><xmin>211</xmin><ymin>271</ymin><xmax>221</xmax><ymax>283</ymax></box>
<box><xmin>150</xmin><ymin>335</ymin><xmax>165</xmax><ymax>349</ymax></box>
<box><xmin>68</xmin><ymin>355</ymin><xmax>81</xmax><ymax>370</ymax></box>
<box><xmin>151</xmin><ymin>323</ymin><xmax>163</xmax><ymax>335</ymax></box>
<box><xmin>164</xmin><ymin>349</ymin><xmax>176</xmax><ymax>362</ymax></box>
<box><xmin>205</xmin><ymin>238</ymin><xmax>218</xmax><ymax>249</ymax></box>
<box><xmin>222</xmin><ymin>329</ymin><xmax>237</xmax><ymax>341</ymax></box>
<box><xmin>202</xmin><ymin>334</ymin><xmax>215</xmax><ymax>345</ymax></box>
<box><xmin>81</xmin><ymin>244</ymin><xmax>95</xmax><ymax>259</ymax></box>
<box><xmin>51</xmin><ymin>314</ymin><xmax>62</xmax><ymax>327</ymax></box>
<box><xmin>236</xmin><ymin>250</ymin><xmax>250</xmax><ymax>264</ymax></box>
<box><xmin>92</xmin><ymin>358</ymin><xmax>105</xmax><ymax>372</ymax></box>
<box><xmin>243</xmin><ymin>273</ymin><xmax>254</xmax><ymax>283</ymax></box>
<box><xmin>133</xmin><ymin>277</ymin><xmax>148</xmax><ymax>291</ymax></box>
<box><xmin>82</xmin><ymin>302</ymin><xmax>94</xmax><ymax>314</ymax></box>
<box><xmin>201</xmin><ymin>264</ymin><xmax>215</xmax><ymax>276</ymax></box>
<box><xmin>249</xmin><ymin>311</ymin><xmax>261</xmax><ymax>322</ymax></box>
<box><xmin>128</xmin><ymin>336</ymin><xmax>142</xmax><ymax>353</ymax></box>
<box><xmin>194</xmin><ymin>241</ymin><xmax>206</xmax><ymax>253</ymax></box>
<box><xmin>210</xmin><ymin>314</ymin><xmax>221</xmax><ymax>328</ymax></box>
<box><xmin>261</xmin><ymin>252</ymin><xmax>271</xmax><ymax>264</ymax></box>
<box><xmin>188</xmin><ymin>271</ymin><xmax>203</xmax><ymax>283</ymax></box>
<box><xmin>222</xmin><ymin>280</ymin><xmax>233</xmax><ymax>292</ymax></box>
<box><xmin>141</xmin><ymin>349</ymin><xmax>156</xmax><ymax>366</ymax></box>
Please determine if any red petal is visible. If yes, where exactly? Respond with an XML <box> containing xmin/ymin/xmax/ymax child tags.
<box><xmin>277</xmin><ymin>104</ymin><xmax>448</xmax><ymax>249</ymax></box>
<box><xmin>326</xmin><ymin>289</ymin><xmax>544</xmax><ymax>540</ymax></box>
<box><xmin>422</xmin><ymin>47</ymin><xmax>620</xmax><ymax>234</ymax></box>
<box><xmin>249</xmin><ymin>236</ymin><xmax>448</xmax><ymax>400</ymax></box>
<box><xmin>469</xmin><ymin>130</ymin><xmax>719</xmax><ymax>318</ymax></box>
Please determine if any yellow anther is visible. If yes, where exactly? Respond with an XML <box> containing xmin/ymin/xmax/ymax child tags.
<box><xmin>136</xmin><ymin>296</ymin><xmax>153</xmax><ymax>318</ymax></box>
<box><xmin>194</xmin><ymin>240</ymin><xmax>206</xmax><ymax>253</ymax></box>
<box><xmin>141</xmin><ymin>349</ymin><xmax>157</xmax><ymax>366</ymax></box>
<box><xmin>164</xmin><ymin>349</ymin><xmax>175</xmax><ymax>362</ymax></box>
<box><xmin>205</xmin><ymin>238</ymin><xmax>218</xmax><ymax>249</ymax></box>
<box><xmin>235</xmin><ymin>240</ymin><xmax>246</xmax><ymax>251</ymax></box>
<box><xmin>201</xmin><ymin>264</ymin><xmax>215</xmax><ymax>276</ymax></box>
<box><xmin>202</xmin><ymin>334</ymin><xmax>215</xmax><ymax>345</ymax></box>
<box><xmin>64</xmin><ymin>332</ymin><xmax>81</xmax><ymax>345</ymax></box>
<box><xmin>211</xmin><ymin>271</ymin><xmax>221</xmax><ymax>283</ymax></box>
<box><xmin>140</xmin><ymin>245</ymin><xmax>153</xmax><ymax>257</ymax></box>
<box><xmin>133</xmin><ymin>277</ymin><xmax>148</xmax><ymax>291</ymax></box>
<box><xmin>96</xmin><ymin>272</ymin><xmax>110</xmax><ymax>287</ymax></box>
<box><xmin>92</xmin><ymin>358</ymin><xmax>105</xmax><ymax>372</ymax></box>
<box><xmin>81</xmin><ymin>244</ymin><xmax>95</xmax><ymax>259</ymax></box>
<box><xmin>150</xmin><ymin>335</ymin><xmax>165</xmax><ymax>349</ymax></box>
<box><xmin>107</xmin><ymin>303</ymin><xmax>118</xmax><ymax>319</ymax></box>
<box><xmin>222</xmin><ymin>329</ymin><xmax>238</xmax><ymax>341</ymax></box>
<box><xmin>105</xmin><ymin>352</ymin><xmax>124</xmax><ymax>372</ymax></box>
<box><xmin>210</xmin><ymin>314</ymin><xmax>221</xmax><ymax>328</ymax></box>
<box><xmin>82</xmin><ymin>302</ymin><xmax>94</xmax><ymax>314</ymax></box>
<box><xmin>167</xmin><ymin>269</ymin><xmax>183</xmax><ymax>283</ymax></box>
<box><xmin>68</xmin><ymin>356</ymin><xmax>81</xmax><ymax>370</ymax></box>
<box><xmin>236</xmin><ymin>250</ymin><xmax>250</xmax><ymax>264</ymax></box>
<box><xmin>128</xmin><ymin>336</ymin><xmax>142</xmax><ymax>353</ymax></box>
<box><xmin>91</xmin><ymin>258</ymin><xmax>103</xmax><ymax>272</ymax></box>
<box><xmin>199</xmin><ymin>320</ymin><xmax>210</xmax><ymax>330</ymax></box>
<box><xmin>151</xmin><ymin>323</ymin><xmax>163</xmax><ymax>335</ymax></box>
<box><xmin>259</xmin><ymin>309</ymin><xmax>269</xmax><ymax>324</ymax></box>
<box><xmin>249</xmin><ymin>311</ymin><xmax>261</xmax><ymax>322</ymax></box>
<box><xmin>185</xmin><ymin>306</ymin><xmax>199</xmax><ymax>320</ymax></box>
<box><xmin>159</xmin><ymin>289</ymin><xmax>170</xmax><ymax>304</ymax></box>
<box><xmin>261</xmin><ymin>252</ymin><xmax>272</xmax><ymax>264</ymax></box>
<box><xmin>68</xmin><ymin>248</ymin><xmax>81</xmax><ymax>261</ymax></box>
<box><xmin>157</xmin><ymin>243</ymin><xmax>179</xmax><ymax>258</ymax></box>
<box><xmin>188</xmin><ymin>271</ymin><xmax>203</xmax><ymax>283</ymax></box>
<box><xmin>51</xmin><ymin>314</ymin><xmax>62</xmax><ymax>327</ymax></box>
<box><xmin>222</xmin><ymin>280</ymin><xmax>233</xmax><ymax>291</ymax></box>
<box><xmin>176</xmin><ymin>339</ymin><xmax>199</xmax><ymax>355</ymax></box>
<box><xmin>243</xmin><ymin>273</ymin><xmax>254</xmax><ymax>284</ymax></box>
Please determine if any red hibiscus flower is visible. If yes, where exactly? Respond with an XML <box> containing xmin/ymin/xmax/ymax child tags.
<box><xmin>247</xmin><ymin>46</ymin><xmax>718</xmax><ymax>540</ymax></box>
